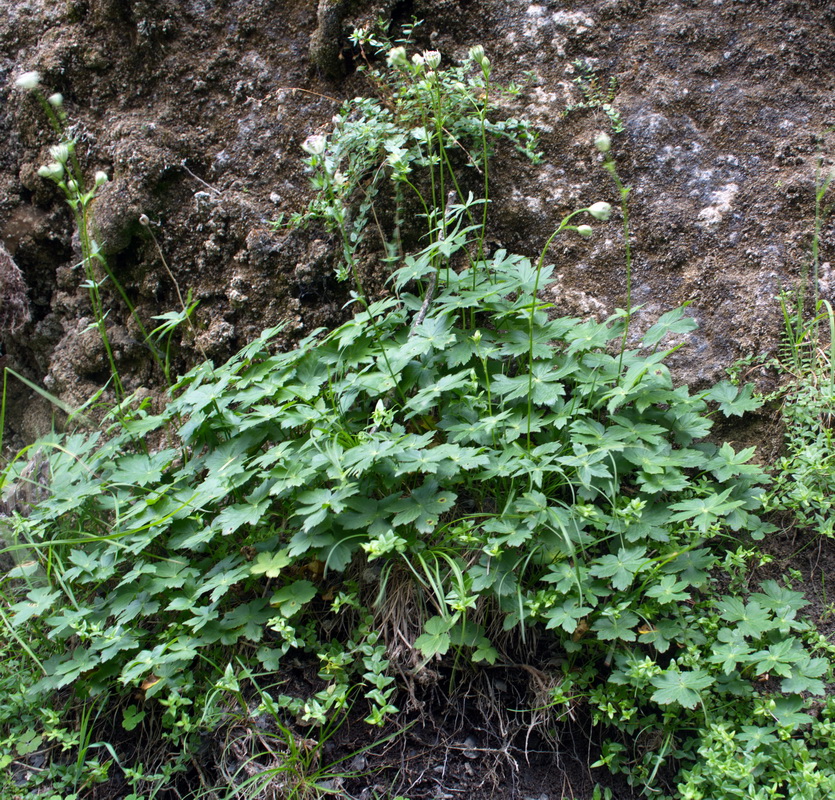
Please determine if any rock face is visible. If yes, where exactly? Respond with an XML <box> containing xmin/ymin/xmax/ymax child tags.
<box><xmin>1</xmin><ymin>0</ymin><xmax>834</xmax><ymax>444</ymax></box>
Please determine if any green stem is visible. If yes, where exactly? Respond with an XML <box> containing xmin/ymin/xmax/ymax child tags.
<box><xmin>525</xmin><ymin>209</ymin><xmax>585</xmax><ymax>446</ymax></box>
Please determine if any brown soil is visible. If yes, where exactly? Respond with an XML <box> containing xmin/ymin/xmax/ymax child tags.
<box><xmin>3</xmin><ymin>0</ymin><xmax>835</xmax><ymax>797</ymax></box>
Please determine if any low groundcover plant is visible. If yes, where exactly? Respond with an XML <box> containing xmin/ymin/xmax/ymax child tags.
<box><xmin>3</xmin><ymin>30</ymin><xmax>835</xmax><ymax>800</ymax></box>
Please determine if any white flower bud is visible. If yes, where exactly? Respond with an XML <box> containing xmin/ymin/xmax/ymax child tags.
<box><xmin>577</xmin><ymin>224</ymin><xmax>594</xmax><ymax>238</ymax></box>
<box><xmin>15</xmin><ymin>71</ymin><xmax>41</xmax><ymax>90</ymax></box>
<box><xmin>48</xmin><ymin>92</ymin><xmax>64</xmax><ymax>107</ymax></box>
<box><xmin>411</xmin><ymin>53</ymin><xmax>425</xmax><ymax>70</ymax></box>
<box><xmin>94</xmin><ymin>170</ymin><xmax>109</xmax><ymax>186</ymax></box>
<box><xmin>37</xmin><ymin>162</ymin><xmax>64</xmax><ymax>181</ymax></box>
<box><xmin>49</xmin><ymin>143</ymin><xmax>70</xmax><ymax>164</ymax></box>
<box><xmin>468</xmin><ymin>45</ymin><xmax>485</xmax><ymax>65</ymax></box>
<box><xmin>594</xmin><ymin>132</ymin><xmax>611</xmax><ymax>153</ymax></box>
<box><xmin>66</xmin><ymin>179</ymin><xmax>79</xmax><ymax>194</ymax></box>
<box><xmin>301</xmin><ymin>134</ymin><xmax>327</xmax><ymax>156</ymax></box>
<box><xmin>588</xmin><ymin>201</ymin><xmax>613</xmax><ymax>221</ymax></box>
<box><xmin>387</xmin><ymin>46</ymin><xmax>408</xmax><ymax>68</ymax></box>
<box><xmin>424</xmin><ymin>50</ymin><xmax>441</xmax><ymax>70</ymax></box>
<box><xmin>139</xmin><ymin>214</ymin><xmax>151</xmax><ymax>226</ymax></box>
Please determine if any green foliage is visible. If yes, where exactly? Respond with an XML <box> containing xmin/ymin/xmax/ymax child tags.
<box><xmin>4</xmin><ymin>226</ymin><xmax>818</xmax><ymax>796</ymax></box>
<box><xmin>4</xmin><ymin>35</ymin><xmax>835</xmax><ymax>800</ymax></box>
<box><xmin>291</xmin><ymin>22</ymin><xmax>539</xmax><ymax>282</ymax></box>
<box><xmin>563</xmin><ymin>59</ymin><xmax>624</xmax><ymax>134</ymax></box>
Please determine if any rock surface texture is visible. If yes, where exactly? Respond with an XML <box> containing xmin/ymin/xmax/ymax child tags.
<box><xmin>1</xmin><ymin>0</ymin><xmax>834</xmax><ymax>443</ymax></box>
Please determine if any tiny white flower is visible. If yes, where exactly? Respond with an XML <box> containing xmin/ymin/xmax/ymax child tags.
<box><xmin>37</xmin><ymin>162</ymin><xmax>64</xmax><ymax>181</ymax></box>
<box><xmin>577</xmin><ymin>224</ymin><xmax>594</xmax><ymax>238</ymax></box>
<box><xmin>15</xmin><ymin>71</ymin><xmax>41</xmax><ymax>90</ymax></box>
<box><xmin>301</xmin><ymin>134</ymin><xmax>327</xmax><ymax>156</ymax></box>
<box><xmin>588</xmin><ymin>201</ymin><xmax>613</xmax><ymax>221</ymax></box>
<box><xmin>424</xmin><ymin>50</ymin><xmax>441</xmax><ymax>70</ymax></box>
<box><xmin>386</xmin><ymin>46</ymin><xmax>408</xmax><ymax>68</ymax></box>
<box><xmin>94</xmin><ymin>170</ymin><xmax>109</xmax><ymax>186</ymax></box>
<box><xmin>66</xmin><ymin>179</ymin><xmax>79</xmax><ymax>194</ymax></box>
<box><xmin>411</xmin><ymin>53</ymin><xmax>425</xmax><ymax>69</ymax></box>
<box><xmin>594</xmin><ymin>132</ymin><xmax>611</xmax><ymax>153</ymax></box>
<box><xmin>47</xmin><ymin>92</ymin><xmax>63</xmax><ymax>107</ymax></box>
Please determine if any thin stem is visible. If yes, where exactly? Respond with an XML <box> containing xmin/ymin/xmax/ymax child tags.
<box><xmin>526</xmin><ymin>209</ymin><xmax>585</xmax><ymax>446</ymax></box>
<box><xmin>604</xmin><ymin>159</ymin><xmax>633</xmax><ymax>369</ymax></box>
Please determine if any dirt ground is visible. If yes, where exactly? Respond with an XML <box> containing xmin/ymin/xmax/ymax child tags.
<box><xmin>3</xmin><ymin>0</ymin><xmax>835</xmax><ymax>796</ymax></box>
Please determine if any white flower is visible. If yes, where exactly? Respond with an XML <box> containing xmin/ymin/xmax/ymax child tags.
<box><xmin>37</xmin><ymin>162</ymin><xmax>64</xmax><ymax>181</ymax></box>
<box><xmin>411</xmin><ymin>53</ymin><xmax>425</xmax><ymax>70</ymax></box>
<box><xmin>468</xmin><ymin>45</ymin><xmax>485</xmax><ymax>65</ymax></box>
<box><xmin>594</xmin><ymin>132</ymin><xmax>611</xmax><ymax>153</ymax></box>
<box><xmin>47</xmin><ymin>92</ymin><xmax>63</xmax><ymax>107</ymax></box>
<box><xmin>94</xmin><ymin>170</ymin><xmax>109</xmax><ymax>186</ymax></box>
<box><xmin>15</xmin><ymin>71</ymin><xmax>41</xmax><ymax>90</ymax></box>
<box><xmin>386</xmin><ymin>46</ymin><xmax>408</xmax><ymax>68</ymax></box>
<box><xmin>49</xmin><ymin>143</ymin><xmax>71</xmax><ymax>164</ymax></box>
<box><xmin>424</xmin><ymin>50</ymin><xmax>441</xmax><ymax>70</ymax></box>
<box><xmin>301</xmin><ymin>134</ymin><xmax>327</xmax><ymax>156</ymax></box>
<box><xmin>577</xmin><ymin>224</ymin><xmax>594</xmax><ymax>238</ymax></box>
<box><xmin>587</xmin><ymin>201</ymin><xmax>613</xmax><ymax>221</ymax></box>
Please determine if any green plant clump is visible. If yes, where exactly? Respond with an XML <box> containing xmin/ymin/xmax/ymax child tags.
<box><xmin>3</xmin><ymin>36</ymin><xmax>835</xmax><ymax>800</ymax></box>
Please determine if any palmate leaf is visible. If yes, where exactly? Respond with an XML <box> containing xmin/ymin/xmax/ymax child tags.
<box><xmin>544</xmin><ymin>598</ymin><xmax>594</xmax><ymax>633</ymax></box>
<box><xmin>495</xmin><ymin>323</ymin><xmax>559</xmax><ymax>359</ymax></box>
<box><xmin>215</xmin><ymin>499</ymin><xmax>270</xmax><ymax>536</ymax></box>
<box><xmin>590</xmin><ymin>546</ymin><xmax>648</xmax><ymax>591</ymax></box>
<box><xmin>270</xmin><ymin>580</ymin><xmax>317</xmax><ymax>617</ymax></box>
<box><xmin>10</xmin><ymin>588</ymin><xmax>61</xmax><ymax>626</ymax></box>
<box><xmin>491</xmin><ymin>362</ymin><xmax>567</xmax><ymax>405</ymax></box>
<box><xmin>668</xmin><ymin>487</ymin><xmax>745</xmax><ymax>532</ymax></box>
<box><xmin>295</xmin><ymin>483</ymin><xmax>358</xmax><ymax>531</ymax></box>
<box><xmin>715</xmin><ymin>597</ymin><xmax>773</xmax><ymax>638</ymax></box>
<box><xmin>565</xmin><ymin>318</ymin><xmax>614</xmax><ymax>355</ymax></box>
<box><xmin>250</xmin><ymin>549</ymin><xmax>292</xmax><ymax>578</ymax></box>
<box><xmin>391</xmin><ymin>479</ymin><xmax>456</xmax><ymax>534</ymax></box>
<box><xmin>47</xmin><ymin>645</ymin><xmax>100</xmax><ymax>689</ymax></box>
<box><xmin>662</xmin><ymin>548</ymin><xmax>716</xmax><ymax>586</ymax></box>
<box><xmin>411</xmin><ymin>314</ymin><xmax>457</xmax><ymax>351</ymax></box>
<box><xmin>708</xmin><ymin>627</ymin><xmax>753</xmax><ymax>674</ymax></box>
<box><xmin>650</xmin><ymin>665</ymin><xmax>714</xmax><ymax>709</ymax></box>
<box><xmin>592</xmin><ymin>609</ymin><xmax>640</xmax><ymax>641</ymax></box>
<box><xmin>557</xmin><ymin>443</ymin><xmax>612</xmax><ymax>487</ymax></box>
<box><xmin>641</xmin><ymin>305</ymin><xmax>698</xmax><ymax>348</ymax></box>
<box><xmin>405</xmin><ymin>370</ymin><xmax>471</xmax><ymax>416</ymax></box>
<box><xmin>707</xmin><ymin>381</ymin><xmax>763</xmax><ymax>417</ymax></box>
<box><xmin>109</xmin><ymin>449</ymin><xmax>177</xmax><ymax>487</ymax></box>
<box><xmin>706</xmin><ymin>442</ymin><xmax>763</xmax><ymax>482</ymax></box>
<box><xmin>414</xmin><ymin>615</ymin><xmax>453</xmax><ymax>658</ymax></box>
<box><xmin>781</xmin><ymin>656</ymin><xmax>828</xmax><ymax>695</ymax></box>
<box><xmin>220</xmin><ymin>599</ymin><xmax>272</xmax><ymax>642</ymax></box>
<box><xmin>195</xmin><ymin>556</ymin><xmax>251</xmax><ymax>603</ymax></box>
<box><xmin>645</xmin><ymin>574</ymin><xmax>689</xmax><ymax>605</ymax></box>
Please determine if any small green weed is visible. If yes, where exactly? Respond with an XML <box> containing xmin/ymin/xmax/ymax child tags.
<box><xmin>563</xmin><ymin>59</ymin><xmax>624</xmax><ymax>134</ymax></box>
